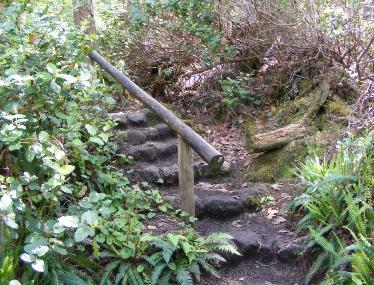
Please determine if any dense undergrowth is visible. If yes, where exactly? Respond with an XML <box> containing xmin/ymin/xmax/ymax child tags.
<box><xmin>291</xmin><ymin>133</ymin><xmax>373</xmax><ymax>284</ymax></box>
<box><xmin>0</xmin><ymin>1</ymin><xmax>238</xmax><ymax>284</ymax></box>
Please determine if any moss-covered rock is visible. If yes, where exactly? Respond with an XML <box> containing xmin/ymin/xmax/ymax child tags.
<box><xmin>275</xmin><ymin>88</ymin><xmax>322</xmax><ymax>125</ymax></box>
<box><xmin>326</xmin><ymin>98</ymin><xmax>351</xmax><ymax>117</ymax></box>
<box><xmin>246</xmin><ymin>139</ymin><xmax>308</xmax><ymax>182</ymax></box>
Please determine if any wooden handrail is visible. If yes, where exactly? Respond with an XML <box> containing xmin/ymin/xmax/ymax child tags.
<box><xmin>89</xmin><ymin>50</ymin><xmax>224</xmax><ymax>169</ymax></box>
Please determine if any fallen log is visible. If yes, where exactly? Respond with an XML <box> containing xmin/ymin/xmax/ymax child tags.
<box><xmin>248</xmin><ymin>123</ymin><xmax>308</xmax><ymax>153</ymax></box>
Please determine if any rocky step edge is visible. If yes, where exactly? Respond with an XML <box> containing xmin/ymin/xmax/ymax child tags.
<box><xmin>109</xmin><ymin>108</ymin><xmax>161</xmax><ymax>129</ymax></box>
<box><xmin>164</xmin><ymin>184</ymin><xmax>305</xmax><ymax>265</ymax></box>
<box><xmin>131</xmin><ymin>161</ymin><xmax>231</xmax><ymax>185</ymax></box>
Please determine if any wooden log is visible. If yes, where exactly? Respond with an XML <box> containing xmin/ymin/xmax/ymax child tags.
<box><xmin>89</xmin><ymin>50</ymin><xmax>224</xmax><ymax>170</ymax></box>
<box><xmin>178</xmin><ymin>136</ymin><xmax>195</xmax><ymax>216</ymax></box>
<box><xmin>248</xmin><ymin>123</ymin><xmax>307</xmax><ymax>153</ymax></box>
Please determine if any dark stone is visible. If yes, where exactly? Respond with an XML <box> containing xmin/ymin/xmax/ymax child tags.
<box><xmin>202</xmin><ymin>196</ymin><xmax>244</xmax><ymax>218</ymax></box>
<box><xmin>129</xmin><ymin>145</ymin><xmax>158</xmax><ymax>161</ymax></box>
<box><xmin>125</xmin><ymin>129</ymin><xmax>148</xmax><ymax>145</ymax></box>
<box><xmin>239</xmin><ymin>185</ymin><xmax>267</xmax><ymax>211</ymax></box>
<box><xmin>277</xmin><ymin>241</ymin><xmax>302</xmax><ymax>263</ymax></box>
<box><xmin>230</xmin><ymin>230</ymin><xmax>261</xmax><ymax>256</ymax></box>
<box><xmin>109</xmin><ymin>112</ymin><xmax>128</xmax><ymax>126</ymax></box>
<box><xmin>158</xmin><ymin>142</ymin><xmax>177</xmax><ymax>158</ymax></box>
<box><xmin>139</xmin><ymin>166</ymin><xmax>161</xmax><ymax>182</ymax></box>
<box><xmin>259</xmin><ymin>238</ymin><xmax>278</xmax><ymax>261</ymax></box>
<box><xmin>195</xmin><ymin>163</ymin><xmax>211</xmax><ymax>178</ymax></box>
<box><xmin>155</xmin><ymin>124</ymin><xmax>174</xmax><ymax>138</ymax></box>
<box><xmin>195</xmin><ymin>197</ymin><xmax>204</xmax><ymax>217</ymax></box>
<box><xmin>127</xmin><ymin>112</ymin><xmax>147</xmax><ymax>127</ymax></box>
<box><xmin>161</xmin><ymin>165</ymin><xmax>178</xmax><ymax>185</ymax></box>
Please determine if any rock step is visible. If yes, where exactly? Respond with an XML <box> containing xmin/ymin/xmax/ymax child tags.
<box><xmin>134</xmin><ymin>161</ymin><xmax>230</xmax><ymax>185</ymax></box>
<box><xmin>109</xmin><ymin>109</ymin><xmax>160</xmax><ymax>128</ymax></box>
<box><xmin>123</xmin><ymin>124</ymin><xmax>175</xmax><ymax>145</ymax></box>
<box><xmin>164</xmin><ymin>184</ymin><xmax>268</xmax><ymax>218</ymax></box>
<box><xmin>221</xmin><ymin>229</ymin><xmax>302</xmax><ymax>264</ymax></box>
<box><xmin>126</xmin><ymin>140</ymin><xmax>177</xmax><ymax>162</ymax></box>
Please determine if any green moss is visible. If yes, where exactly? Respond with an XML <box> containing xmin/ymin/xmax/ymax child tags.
<box><xmin>299</xmin><ymin>79</ymin><xmax>314</xmax><ymax>94</ymax></box>
<box><xmin>275</xmin><ymin>89</ymin><xmax>319</xmax><ymax>124</ymax></box>
<box><xmin>244</xmin><ymin>116</ymin><xmax>255</xmax><ymax>150</ymax></box>
<box><xmin>246</xmin><ymin>139</ymin><xmax>308</xmax><ymax>182</ymax></box>
<box><xmin>326</xmin><ymin>98</ymin><xmax>351</xmax><ymax>117</ymax></box>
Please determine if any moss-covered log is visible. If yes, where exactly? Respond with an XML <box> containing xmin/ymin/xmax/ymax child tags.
<box><xmin>248</xmin><ymin>123</ymin><xmax>307</xmax><ymax>153</ymax></box>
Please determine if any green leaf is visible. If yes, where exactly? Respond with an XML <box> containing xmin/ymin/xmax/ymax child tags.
<box><xmin>58</xmin><ymin>216</ymin><xmax>79</xmax><ymax>228</ymax></box>
<box><xmin>58</xmin><ymin>74</ymin><xmax>77</xmax><ymax>83</ymax></box>
<box><xmin>99</xmin><ymin>133</ymin><xmax>109</xmax><ymax>143</ymax></box>
<box><xmin>52</xmin><ymin>245</ymin><xmax>68</xmax><ymax>255</ymax></box>
<box><xmin>58</xmin><ymin>165</ymin><xmax>75</xmax><ymax>175</ymax></box>
<box><xmin>75</xmin><ymin>226</ymin><xmax>95</xmax><ymax>242</ymax></box>
<box><xmin>85</xmin><ymin>124</ymin><xmax>97</xmax><ymax>136</ymax></box>
<box><xmin>89</xmin><ymin>136</ymin><xmax>104</xmax><ymax>145</ymax></box>
<box><xmin>20</xmin><ymin>253</ymin><xmax>36</xmax><ymax>263</ymax></box>
<box><xmin>31</xmin><ymin>259</ymin><xmax>45</xmax><ymax>272</ymax></box>
<box><xmin>46</xmin><ymin>63</ymin><xmax>58</xmax><ymax>74</ymax></box>
<box><xmin>25</xmin><ymin>147</ymin><xmax>36</xmax><ymax>162</ymax></box>
<box><xmin>50</xmin><ymin>80</ymin><xmax>61</xmax><ymax>93</ymax></box>
<box><xmin>38</xmin><ymin>131</ymin><xmax>50</xmax><ymax>142</ymax></box>
<box><xmin>81</xmin><ymin>210</ymin><xmax>99</xmax><ymax>226</ymax></box>
<box><xmin>118</xmin><ymin>246</ymin><xmax>133</xmax><ymax>260</ymax></box>
<box><xmin>38</xmin><ymin>72</ymin><xmax>53</xmax><ymax>81</ymax></box>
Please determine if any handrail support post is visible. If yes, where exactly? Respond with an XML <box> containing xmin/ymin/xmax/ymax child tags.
<box><xmin>178</xmin><ymin>135</ymin><xmax>195</xmax><ymax>217</ymax></box>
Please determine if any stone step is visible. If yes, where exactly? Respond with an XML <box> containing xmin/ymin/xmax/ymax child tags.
<box><xmin>132</xmin><ymin>161</ymin><xmax>231</xmax><ymax>185</ymax></box>
<box><xmin>126</xmin><ymin>140</ymin><xmax>177</xmax><ymax>162</ymax></box>
<box><xmin>109</xmin><ymin>109</ymin><xmax>160</xmax><ymax>129</ymax></box>
<box><xmin>164</xmin><ymin>184</ymin><xmax>269</xmax><ymax>218</ymax></box>
<box><xmin>123</xmin><ymin>124</ymin><xmax>175</xmax><ymax>145</ymax></box>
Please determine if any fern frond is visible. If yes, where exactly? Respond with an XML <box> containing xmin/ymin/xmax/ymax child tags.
<box><xmin>305</xmin><ymin>252</ymin><xmax>329</xmax><ymax>285</ymax></box>
<box><xmin>151</xmin><ymin>263</ymin><xmax>167</xmax><ymax>285</ymax></box>
<box><xmin>176</xmin><ymin>268</ymin><xmax>193</xmax><ymax>285</ymax></box>
<box><xmin>100</xmin><ymin>260</ymin><xmax>121</xmax><ymax>285</ymax></box>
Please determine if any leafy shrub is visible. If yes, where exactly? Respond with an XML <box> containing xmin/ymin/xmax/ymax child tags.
<box><xmin>220</xmin><ymin>73</ymin><xmax>262</xmax><ymax>110</ymax></box>
<box><xmin>290</xmin><ymin>132</ymin><xmax>373</xmax><ymax>284</ymax></box>
<box><xmin>0</xmin><ymin>1</ymin><xmax>238</xmax><ymax>284</ymax></box>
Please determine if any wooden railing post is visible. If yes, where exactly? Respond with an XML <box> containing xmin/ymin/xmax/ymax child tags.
<box><xmin>178</xmin><ymin>135</ymin><xmax>195</xmax><ymax>216</ymax></box>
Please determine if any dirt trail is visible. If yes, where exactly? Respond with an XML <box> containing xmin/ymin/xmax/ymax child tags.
<box><xmin>112</xmin><ymin>101</ymin><xmax>308</xmax><ymax>285</ymax></box>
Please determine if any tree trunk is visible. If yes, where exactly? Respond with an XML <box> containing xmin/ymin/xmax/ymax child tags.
<box><xmin>73</xmin><ymin>0</ymin><xmax>96</xmax><ymax>35</ymax></box>
<box><xmin>248</xmin><ymin>123</ymin><xmax>308</xmax><ymax>153</ymax></box>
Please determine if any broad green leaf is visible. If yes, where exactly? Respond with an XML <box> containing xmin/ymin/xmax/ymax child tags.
<box><xmin>58</xmin><ymin>73</ymin><xmax>77</xmax><ymax>83</ymax></box>
<box><xmin>50</xmin><ymin>80</ymin><xmax>61</xmax><ymax>93</ymax></box>
<box><xmin>89</xmin><ymin>136</ymin><xmax>104</xmax><ymax>145</ymax></box>
<box><xmin>46</xmin><ymin>63</ymin><xmax>58</xmax><ymax>74</ymax></box>
<box><xmin>20</xmin><ymin>253</ymin><xmax>36</xmax><ymax>263</ymax></box>
<box><xmin>118</xmin><ymin>246</ymin><xmax>133</xmax><ymax>260</ymax></box>
<box><xmin>57</xmin><ymin>216</ymin><xmax>79</xmax><ymax>228</ymax></box>
<box><xmin>0</xmin><ymin>194</ymin><xmax>12</xmax><ymax>211</ymax></box>
<box><xmin>25</xmin><ymin>147</ymin><xmax>36</xmax><ymax>162</ymax></box>
<box><xmin>24</xmin><ymin>237</ymin><xmax>49</xmax><ymax>257</ymax></box>
<box><xmin>81</xmin><ymin>210</ymin><xmax>99</xmax><ymax>226</ymax></box>
<box><xmin>37</xmin><ymin>72</ymin><xmax>52</xmax><ymax>81</ymax></box>
<box><xmin>52</xmin><ymin>245</ymin><xmax>67</xmax><ymax>255</ymax></box>
<box><xmin>99</xmin><ymin>133</ymin><xmax>109</xmax><ymax>142</ymax></box>
<box><xmin>38</xmin><ymin>131</ymin><xmax>50</xmax><ymax>142</ymax></box>
<box><xmin>4</xmin><ymin>213</ymin><xmax>18</xmax><ymax>229</ymax></box>
<box><xmin>58</xmin><ymin>165</ymin><xmax>75</xmax><ymax>175</ymax></box>
<box><xmin>74</xmin><ymin>226</ymin><xmax>95</xmax><ymax>242</ymax></box>
<box><xmin>31</xmin><ymin>259</ymin><xmax>45</xmax><ymax>272</ymax></box>
<box><xmin>85</xmin><ymin>124</ymin><xmax>97</xmax><ymax>136</ymax></box>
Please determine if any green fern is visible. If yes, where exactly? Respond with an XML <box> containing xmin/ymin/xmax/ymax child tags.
<box><xmin>291</xmin><ymin>133</ymin><xmax>374</xmax><ymax>284</ymax></box>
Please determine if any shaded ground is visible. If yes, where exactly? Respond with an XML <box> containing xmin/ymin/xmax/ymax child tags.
<box><xmin>115</xmin><ymin>98</ymin><xmax>310</xmax><ymax>284</ymax></box>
